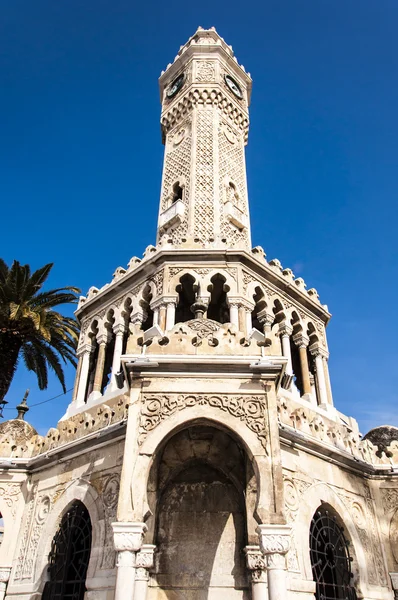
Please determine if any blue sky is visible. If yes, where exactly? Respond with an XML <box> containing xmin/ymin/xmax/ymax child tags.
<box><xmin>1</xmin><ymin>1</ymin><xmax>397</xmax><ymax>435</ymax></box>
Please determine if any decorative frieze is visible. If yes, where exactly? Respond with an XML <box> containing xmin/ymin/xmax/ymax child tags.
<box><xmin>138</xmin><ymin>392</ymin><xmax>267</xmax><ymax>449</ymax></box>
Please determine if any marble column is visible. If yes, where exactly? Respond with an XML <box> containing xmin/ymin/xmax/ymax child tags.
<box><xmin>165</xmin><ymin>301</ymin><xmax>176</xmax><ymax>331</ymax></box>
<box><xmin>158</xmin><ymin>306</ymin><xmax>166</xmax><ymax>330</ymax></box>
<box><xmin>92</xmin><ymin>333</ymin><xmax>108</xmax><ymax>397</ymax></box>
<box><xmin>278</xmin><ymin>324</ymin><xmax>293</xmax><ymax>375</ymax></box>
<box><xmin>293</xmin><ymin>334</ymin><xmax>311</xmax><ymax>398</ymax></box>
<box><xmin>75</xmin><ymin>344</ymin><xmax>93</xmax><ymax>407</ymax></box>
<box><xmin>134</xmin><ymin>544</ymin><xmax>156</xmax><ymax>600</ymax></box>
<box><xmin>71</xmin><ymin>353</ymin><xmax>83</xmax><ymax>403</ymax></box>
<box><xmin>112</xmin><ymin>522</ymin><xmax>147</xmax><ymax>600</ymax></box>
<box><xmin>229</xmin><ymin>303</ymin><xmax>239</xmax><ymax>328</ymax></box>
<box><xmin>110</xmin><ymin>323</ymin><xmax>126</xmax><ymax>391</ymax></box>
<box><xmin>152</xmin><ymin>307</ymin><xmax>159</xmax><ymax>326</ymax></box>
<box><xmin>322</xmin><ymin>353</ymin><xmax>333</xmax><ymax>405</ymax></box>
<box><xmin>0</xmin><ymin>567</ymin><xmax>11</xmax><ymax>600</ymax></box>
<box><xmin>246</xmin><ymin>309</ymin><xmax>253</xmax><ymax>335</ymax></box>
<box><xmin>311</xmin><ymin>347</ymin><xmax>329</xmax><ymax>407</ymax></box>
<box><xmin>245</xmin><ymin>546</ymin><xmax>268</xmax><ymax>600</ymax></box>
<box><xmin>257</xmin><ymin>525</ymin><xmax>291</xmax><ymax>600</ymax></box>
<box><xmin>238</xmin><ymin>305</ymin><xmax>246</xmax><ymax>333</ymax></box>
<box><xmin>258</xmin><ymin>309</ymin><xmax>274</xmax><ymax>348</ymax></box>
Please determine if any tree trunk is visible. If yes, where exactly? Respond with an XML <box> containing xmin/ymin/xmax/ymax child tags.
<box><xmin>0</xmin><ymin>332</ymin><xmax>22</xmax><ymax>402</ymax></box>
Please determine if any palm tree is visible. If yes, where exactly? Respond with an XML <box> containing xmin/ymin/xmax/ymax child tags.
<box><xmin>0</xmin><ymin>259</ymin><xmax>81</xmax><ymax>402</ymax></box>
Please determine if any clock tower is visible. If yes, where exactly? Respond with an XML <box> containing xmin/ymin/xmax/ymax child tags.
<box><xmin>157</xmin><ymin>27</ymin><xmax>252</xmax><ymax>250</ymax></box>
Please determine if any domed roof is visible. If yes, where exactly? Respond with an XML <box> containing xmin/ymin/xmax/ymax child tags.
<box><xmin>363</xmin><ymin>425</ymin><xmax>398</xmax><ymax>457</ymax></box>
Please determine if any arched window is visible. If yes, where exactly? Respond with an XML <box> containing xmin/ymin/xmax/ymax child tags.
<box><xmin>310</xmin><ymin>506</ymin><xmax>357</xmax><ymax>600</ymax></box>
<box><xmin>42</xmin><ymin>501</ymin><xmax>92</xmax><ymax>600</ymax></box>
<box><xmin>175</xmin><ymin>274</ymin><xmax>197</xmax><ymax>323</ymax></box>
<box><xmin>207</xmin><ymin>274</ymin><xmax>230</xmax><ymax>324</ymax></box>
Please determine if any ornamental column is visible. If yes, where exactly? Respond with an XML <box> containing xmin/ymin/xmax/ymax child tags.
<box><xmin>110</xmin><ymin>322</ymin><xmax>126</xmax><ymax>391</ymax></box>
<box><xmin>258</xmin><ymin>309</ymin><xmax>274</xmax><ymax>348</ymax></box>
<box><xmin>278</xmin><ymin>324</ymin><xmax>293</xmax><ymax>375</ymax></box>
<box><xmin>75</xmin><ymin>344</ymin><xmax>93</xmax><ymax>407</ymax></box>
<box><xmin>293</xmin><ymin>334</ymin><xmax>312</xmax><ymax>399</ymax></box>
<box><xmin>0</xmin><ymin>567</ymin><xmax>11</xmax><ymax>600</ymax></box>
<box><xmin>228</xmin><ymin>301</ymin><xmax>239</xmax><ymax>328</ymax></box>
<box><xmin>165</xmin><ymin>299</ymin><xmax>176</xmax><ymax>331</ymax></box>
<box><xmin>310</xmin><ymin>346</ymin><xmax>329</xmax><ymax>407</ymax></box>
<box><xmin>92</xmin><ymin>332</ymin><xmax>109</xmax><ymax>399</ymax></box>
<box><xmin>134</xmin><ymin>544</ymin><xmax>156</xmax><ymax>599</ymax></box>
<box><xmin>257</xmin><ymin>525</ymin><xmax>291</xmax><ymax>600</ymax></box>
<box><xmin>112</xmin><ymin>522</ymin><xmax>147</xmax><ymax>600</ymax></box>
<box><xmin>71</xmin><ymin>353</ymin><xmax>83</xmax><ymax>403</ymax></box>
<box><xmin>244</xmin><ymin>546</ymin><xmax>268</xmax><ymax>600</ymax></box>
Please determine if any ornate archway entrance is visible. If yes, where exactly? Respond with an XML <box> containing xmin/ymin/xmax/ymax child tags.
<box><xmin>42</xmin><ymin>501</ymin><xmax>92</xmax><ymax>600</ymax></box>
<box><xmin>147</xmin><ymin>424</ymin><xmax>252</xmax><ymax>599</ymax></box>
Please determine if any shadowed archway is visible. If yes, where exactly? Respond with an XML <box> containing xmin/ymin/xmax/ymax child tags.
<box><xmin>147</xmin><ymin>424</ymin><xmax>251</xmax><ymax>600</ymax></box>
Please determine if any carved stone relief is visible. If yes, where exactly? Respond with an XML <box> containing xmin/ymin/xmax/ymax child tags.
<box><xmin>91</xmin><ymin>473</ymin><xmax>120</xmax><ymax>570</ymax></box>
<box><xmin>196</xmin><ymin>61</ymin><xmax>216</xmax><ymax>82</ymax></box>
<box><xmin>138</xmin><ymin>392</ymin><xmax>267</xmax><ymax>449</ymax></box>
<box><xmin>0</xmin><ymin>483</ymin><xmax>22</xmax><ymax>517</ymax></box>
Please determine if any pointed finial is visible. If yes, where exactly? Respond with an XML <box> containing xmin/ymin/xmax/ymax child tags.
<box><xmin>16</xmin><ymin>389</ymin><xmax>30</xmax><ymax>421</ymax></box>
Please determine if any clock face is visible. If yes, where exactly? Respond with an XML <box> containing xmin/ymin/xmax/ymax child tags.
<box><xmin>166</xmin><ymin>73</ymin><xmax>185</xmax><ymax>99</ymax></box>
<box><xmin>224</xmin><ymin>74</ymin><xmax>243</xmax><ymax>99</ymax></box>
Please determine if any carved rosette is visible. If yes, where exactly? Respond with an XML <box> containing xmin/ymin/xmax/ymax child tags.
<box><xmin>244</xmin><ymin>546</ymin><xmax>267</xmax><ymax>583</ymax></box>
<box><xmin>257</xmin><ymin>525</ymin><xmax>291</xmax><ymax>571</ymax></box>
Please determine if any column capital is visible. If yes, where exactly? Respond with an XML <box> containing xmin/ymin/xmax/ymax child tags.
<box><xmin>257</xmin><ymin>309</ymin><xmax>274</xmax><ymax>326</ymax></box>
<box><xmin>151</xmin><ymin>296</ymin><xmax>178</xmax><ymax>310</ymax></box>
<box><xmin>97</xmin><ymin>332</ymin><xmax>111</xmax><ymax>345</ymax></box>
<box><xmin>256</xmin><ymin>524</ymin><xmax>291</xmax><ymax>557</ymax></box>
<box><xmin>76</xmin><ymin>343</ymin><xmax>94</xmax><ymax>357</ymax></box>
<box><xmin>309</xmin><ymin>344</ymin><xmax>329</xmax><ymax>360</ymax></box>
<box><xmin>292</xmin><ymin>333</ymin><xmax>309</xmax><ymax>348</ymax></box>
<box><xmin>130</xmin><ymin>311</ymin><xmax>146</xmax><ymax>326</ymax></box>
<box><xmin>135</xmin><ymin>544</ymin><xmax>156</xmax><ymax>582</ymax></box>
<box><xmin>112</xmin><ymin>522</ymin><xmax>147</xmax><ymax>553</ymax></box>
<box><xmin>228</xmin><ymin>297</ymin><xmax>255</xmax><ymax>311</ymax></box>
<box><xmin>277</xmin><ymin>323</ymin><xmax>293</xmax><ymax>337</ymax></box>
<box><xmin>113</xmin><ymin>322</ymin><xmax>126</xmax><ymax>335</ymax></box>
<box><xmin>244</xmin><ymin>545</ymin><xmax>267</xmax><ymax>583</ymax></box>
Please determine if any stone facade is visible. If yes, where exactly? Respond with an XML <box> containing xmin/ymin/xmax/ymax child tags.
<box><xmin>0</xmin><ymin>26</ymin><xmax>397</xmax><ymax>600</ymax></box>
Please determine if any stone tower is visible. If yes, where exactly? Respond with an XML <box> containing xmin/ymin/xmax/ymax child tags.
<box><xmin>157</xmin><ymin>27</ymin><xmax>252</xmax><ymax>251</ymax></box>
<box><xmin>1</xmin><ymin>27</ymin><xmax>397</xmax><ymax>600</ymax></box>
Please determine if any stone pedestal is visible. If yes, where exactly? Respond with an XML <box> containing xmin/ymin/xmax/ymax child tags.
<box><xmin>257</xmin><ymin>525</ymin><xmax>291</xmax><ymax>600</ymax></box>
<box><xmin>112</xmin><ymin>522</ymin><xmax>147</xmax><ymax>600</ymax></box>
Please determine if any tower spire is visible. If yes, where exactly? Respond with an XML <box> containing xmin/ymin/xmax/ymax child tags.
<box><xmin>156</xmin><ymin>28</ymin><xmax>252</xmax><ymax>251</ymax></box>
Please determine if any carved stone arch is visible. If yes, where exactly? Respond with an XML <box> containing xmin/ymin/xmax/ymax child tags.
<box><xmin>168</xmin><ymin>269</ymin><xmax>200</xmax><ymax>296</ymax></box>
<box><xmin>246</xmin><ymin>280</ymin><xmax>269</xmax><ymax>306</ymax></box>
<box><xmin>83</xmin><ymin>318</ymin><xmax>99</xmax><ymax>346</ymax></box>
<box><xmin>201</xmin><ymin>268</ymin><xmax>238</xmax><ymax>295</ymax></box>
<box><xmin>293</xmin><ymin>481</ymin><xmax>369</xmax><ymax>597</ymax></box>
<box><xmin>272</xmin><ymin>297</ymin><xmax>287</xmax><ymax>324</ymax></box>
<box><xmin>33</xmin><ymin>479</ymin><xmax>105</xmax><ymax>593</ymax></box>
<box><xmin>307</xmin><ymin>321</ymin><xmax>319</xmax><ymax>346</ymax></box>
<box><xmin>131</xmin><ymin>407</ymin><xmax>269</xmax><ymax>530</ymax></box>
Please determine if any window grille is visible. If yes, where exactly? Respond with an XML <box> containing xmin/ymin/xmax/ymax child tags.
<box><xmin>42</xmin><ymin>501</ymin><xmax>92</xmax><ymax>600</ymax></box>
<box><xmin>310</xmin><ymin>508</ymin><xmax>357</xmax><ymax>600</ymax></box>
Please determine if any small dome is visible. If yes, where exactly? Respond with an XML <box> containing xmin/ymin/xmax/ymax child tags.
<box><xmin>363</xmin><ymin>425</ymin><xmax>398</xmax><ymax>457</ymax></box>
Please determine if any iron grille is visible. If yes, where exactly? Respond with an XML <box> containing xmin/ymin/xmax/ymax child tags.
<box><xmin>42</xmin><ymin>501</ymin><xmax>92</xmax><ymax>600</ymax></box>
<box><xmin>310</xmin><ymin>508</ymin><xmax>357</xmax><ymax>600</ymax></box>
